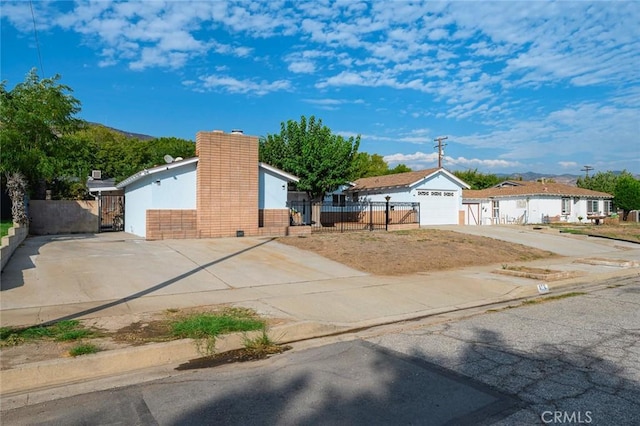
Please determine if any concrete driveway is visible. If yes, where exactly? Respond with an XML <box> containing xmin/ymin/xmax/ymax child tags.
<box><xmin>428</xmin><ymin>225</ymin><xmax>635</xmax><ymax>257</ymax></box>
<box><xmin>0</xmin><ymin>233</ymin><xmax>366</xmax><ymax>312</ymax></box>
<box><xmin>1</xmin><ymin>227</ymin><xmax>637</xmax><ymax>329</ymax></box>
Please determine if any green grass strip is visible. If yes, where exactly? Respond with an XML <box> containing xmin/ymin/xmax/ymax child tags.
<box><xmin>171</xmin><ymin>314</ymin><xmax>265</xmax><ymax>339</ymax></box>
<box><xmin>0</xmin><ymin>220</ymin><xmax>13</xmax><ymax>238</ymax></box>
<box><xmin>0</xmin><ymin>320</ymin><xmax>96</xmax><ymax>346</ymax></box>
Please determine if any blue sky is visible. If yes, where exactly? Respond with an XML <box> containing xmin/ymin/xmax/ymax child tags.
<box><xmin>2</xmin><ymin>1</ymin><xmax>639</xmax><ymax>175</ymax></box>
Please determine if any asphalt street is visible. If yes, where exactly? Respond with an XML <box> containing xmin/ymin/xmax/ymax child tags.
<box><xmin>3</xmin><ymin>276</ymin><xmax>638</xmax><ymax>425</ymax></box>
<box><xmin>370</xmin><ymin>275</ymin><xmax>640</xmax><ymax>425</ymax></box>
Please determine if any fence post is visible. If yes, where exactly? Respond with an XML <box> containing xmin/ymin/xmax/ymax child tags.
<box><xmin>385</xmin><ymin>195</ymin><xmax>391</xmax><ymax>231</ymax></box>
<box><xmin>369</xmin><ymin>203</ymin><xmax>373</xmax><ymax>231</ymax></box>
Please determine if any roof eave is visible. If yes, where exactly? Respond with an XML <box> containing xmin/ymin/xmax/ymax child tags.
<box><xmin>259</xmin><ymin>162</ymin><xmax>300</xmax><ymax>182</ymax></box>
<box><xmin>117</xmin><ymin>157</ymin><xmax>199</xmax><ymax>188</ymax></box>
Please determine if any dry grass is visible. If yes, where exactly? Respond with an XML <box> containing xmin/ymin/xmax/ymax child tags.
<box><xmin>278</xmin><ymin>229</ymin><xmax>555</xmax><ymax>275</ymax></box>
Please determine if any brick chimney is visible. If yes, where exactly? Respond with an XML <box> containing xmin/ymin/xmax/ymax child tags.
<box><xmin>195</xmin><ymin>130</ymin><xmax>259</xmax><ymax>237</ymax></box>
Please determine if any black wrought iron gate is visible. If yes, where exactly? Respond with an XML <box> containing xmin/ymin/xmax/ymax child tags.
<box><xmin>99</xmin><ymin>195</ymin><xmax>124</xmax><ymax>232</ymax></box>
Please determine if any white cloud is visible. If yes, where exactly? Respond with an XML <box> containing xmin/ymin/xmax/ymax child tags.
<box><xmin>198</xmin><ymin>74</ymin><xmax>291</xmax><ymax>96</ymax></box>
<box><xmin>558</xmin><ymin>161</ymin><xmax>578</xmax><ymax>169</ymax></box>
<box><xmin>2</xmin><ymin>0</ymin><xmax>637</xmax><ymax>172</ymax></box>
<box><xmin>288</xmin><ymin>61</ymin><xmax>316</xmax><ymax>73</ymax></box>
<box><xmin>383</xmin><ymin>152</ymin><xmax>522</xmax><ymax>171</ymax></box>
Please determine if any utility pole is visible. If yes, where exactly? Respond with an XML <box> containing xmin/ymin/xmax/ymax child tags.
<box><xmin>434</xmin><ymin>136</ymin><xmax>448</xmax><ymax>169</ymax></box>
<box><xmin>581</xmin><ymin>165</ymin><xmax>593</xmax><ymax>178</ymax></box>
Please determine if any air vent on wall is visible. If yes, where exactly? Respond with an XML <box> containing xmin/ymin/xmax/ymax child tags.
<box><xmin>91</xmin><ymin>170</ymin><xmax>102</xmax><ymax>179</ymax></box>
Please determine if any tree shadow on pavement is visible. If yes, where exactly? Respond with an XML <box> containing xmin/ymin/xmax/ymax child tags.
<box><xmin>1</xmin><ymin>235</ymin><xmax>99</xmax><ymax>291</ymax></box>
<box><xmin>165</xmin><ymin>340</ymin><xmax>521</xmax><ymax>426</ymax></box>
<box><xmin>1</xmin><ymin>238</ymin><xmax>40</xmax><ymax>291</ymax></box>
<box><xmin>166</xmin><ymin>322</ymin><xmax>640</xmax><ymax>426</ymax></box>
<box><xmin>414</xmin><ymin>326</ymin><xmax>640</xmax><ymax>425</ymax></box>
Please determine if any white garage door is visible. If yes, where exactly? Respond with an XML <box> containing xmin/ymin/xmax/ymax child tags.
<box><xmin>416</xmin><ymin>189</ymin><xmax>459</xmax><ymax>225</ymax></box>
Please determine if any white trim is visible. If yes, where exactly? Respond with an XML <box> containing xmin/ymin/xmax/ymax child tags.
<box><xmin>409</xmin><ymin>169</ymin><xmax>470</xmax><ymax>189</ymax></box>
<box><xmin>259</xmin><ymin>162</ymin><xmax>300</xmax><ymax>182</ymax></box>
<box><xmin>88</xmin><ymin>186</ymin><xmax>119</xmax><ymax>194</ymax></box>
<box><xmin>117</xmin><ymin>157</ymin><xmax>199</xmax><ymax>188</ymax></box>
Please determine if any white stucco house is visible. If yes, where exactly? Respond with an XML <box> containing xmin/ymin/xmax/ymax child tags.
<box><xmin>462</xmin><ymin>180</ymin><xmax>614</xmax><ymax>225</ymax></box>
<box><xmin>117</xmin><ymin>155</ymin><xmax>299</xmax><ymax>239</ymax></box>
<box><xmin>344</xmin><ymin>168</ymin><xmax>471</xmax><ymax>225</ymax></box>
<box><xmin>116</xmin><ymin>158</ymin><xmax>198</xmax><ymax>237</ymax></box>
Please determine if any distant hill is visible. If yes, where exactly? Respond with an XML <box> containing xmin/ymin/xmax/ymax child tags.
<box><xmin>497</xmin><ymin>172</ymin><xmax>581</xmax><ymax>185</ymax></box>
<box><xmin>88</xmin><ymin>122</ymin><xmax>156</xmax><ymax>141</ymax></box>
<box><xmin>496</xmin><ymin>171</ymin><xmax>639</xmax><ymax>186</ymax></box>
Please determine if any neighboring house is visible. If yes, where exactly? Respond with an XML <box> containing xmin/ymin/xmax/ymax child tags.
<box><xmin>344</xmin><ymin>168</ymin><xmax>471</xmax><ymax>225</ymax></box>
<box><xmin>462</xmin><ymin>180</ymin><xmax>614</xmax><ymax>225</ymax></box>
<box><xmin>87</xmin><ymin>176</ymin><xmax>121</xmax><ymax>196</ymax></box>
<box><xmin>117</xmin><ymin>130</ymin><xmax>299</xmax><ymax>239</ymax></box>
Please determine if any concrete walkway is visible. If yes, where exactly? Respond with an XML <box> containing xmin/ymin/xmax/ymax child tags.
<box><xmin>1</xmin><ymin>226</ymin><xmax>638</xmax><ymax>399</ymax></box>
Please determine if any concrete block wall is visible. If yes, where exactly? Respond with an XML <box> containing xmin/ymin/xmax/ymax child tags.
<box><xmin>146</xmin><ymin>209</ymin><xmax>197</xmax><ymax>240</ymax></box>
<box><xmin>1</xmin><ymin>224</ymin><xmax>28</xmax><ymax>271</ymax></box>
<box><xmin>196</xmin><ymin>131</ymin><xmax>259</xmax><ymax>238</ymax></box>
<box><xmin>29</xmin><ymin>200</ymin><xmax>98</xmax><ymax>234</ymax></box>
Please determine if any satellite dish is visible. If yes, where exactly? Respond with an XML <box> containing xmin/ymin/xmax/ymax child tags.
<box><xmin>163</xmin><ymin>154</ymin><xmax>174</xmax><ymax>164</ymax></box>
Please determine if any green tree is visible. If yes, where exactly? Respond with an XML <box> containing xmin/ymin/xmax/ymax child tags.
<box><xmin>86</xmin><ymin>126</ymin><xmax>194</xmax><ymax>182</ymax></box>
<box><xmin>388</xmin><ymin>164</ymin><xmax>412</xmax><ymax>174</ymax></box>
<box><xmin>259</xmin><ymin>116</ymin><xmax>360</xmax><ymax>199</ymax></box>
<box><xmin>613</xmin><ymin>175</ymin><xmax>640</xmax><ymax>221</ymax></box>
<box><xmin>576</xmin><ymin>171</ymin><xmax>621</xmax><ymax>194</ymax></box>
<box><xmin>1</xmin><ymin>69</ymin><xmax>83</xmax><ymax>197</ymax></box>
<box><xmin>351</xmin><ymin>152</ymin><xmax>413</xmax><ymax>179</ymax></box>
<box><xmin>453</xmin><ymin>169</ymin><xmax>501</xmax><ymax>190</ymax></box>
<box><xmin>145</xmin><ymin>136</ymin><xmax>195</xmax><ymax>166</ymax></box>
<box><xmin>351</xmin><ymin>152</ymin><xmax>390</xmax><ymax>179</ymax></box>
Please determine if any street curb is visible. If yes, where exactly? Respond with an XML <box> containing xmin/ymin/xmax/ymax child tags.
<box><xmin>0</xmin><ymin>322</ymin><xmax>348</xmax><ymax>397</ymax></box>
<box><xmin>1</xmin><ymin>268</ymin><xmax>637</xmax><ymax>404</ymax></box>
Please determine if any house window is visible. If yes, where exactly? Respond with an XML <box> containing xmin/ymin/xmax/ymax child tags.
<box><xmin>351</xmin><ymin>192</ymin><xmax>359</xmax><ymax>202</ymax></box>
<box><xmin>587</xmin><ymin>200</ymin><xmax>599</xmax><ymax>214</ymax></box>
<box><xmin>492</xmin><ymin>200</ymin><xmax>500</xmax><ymax>220</ymax></box>
<box><xmin>332</xmin><ymin>194</ymin><xmax>346</xmax><ymax>207</ymax></box>
<box><xmin>561</xmin><ymin>198</ymin><xmax>571</xmax><ymax>215</ymax></box>
<box><xmin>603</xmin><ymin>200</ymin><xmax>612</xmax><ymax>215</ymax></box>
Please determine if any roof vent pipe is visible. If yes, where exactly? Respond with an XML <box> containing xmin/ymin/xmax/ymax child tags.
<box><xmin>231</xmin><ymin>129</ymin><xmax>244</xmax><ymax>134</ymax></box>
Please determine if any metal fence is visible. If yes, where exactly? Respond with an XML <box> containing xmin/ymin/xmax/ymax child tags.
<box><xmin>287</xmin><ymin>200</ymin><xmax>420</xmax><ymax>233</ymax></box>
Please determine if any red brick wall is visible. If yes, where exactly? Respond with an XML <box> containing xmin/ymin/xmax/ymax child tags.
<box><xmin>146</xmin><ymin>209</ymin><xmax>197</xmax><ymax>240</ymax></box>
<box><xmin>196</xmin><ymin>131</ymin><xmax>259</xmax><ymax>238</ymax></box>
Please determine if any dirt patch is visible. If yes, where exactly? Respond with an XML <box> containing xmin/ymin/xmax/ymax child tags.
<box><xmin>176</xmin><ymin>345</ymin><xmax>292</xmax><ymax>370</ymax></box>
<box><xmin>278</xmin><ymin>229</ymin><xmax>556</xmax><ymax>275</ymax></box>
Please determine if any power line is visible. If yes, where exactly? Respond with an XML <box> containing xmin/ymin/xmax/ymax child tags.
<box><xmin>29</xmin><ymin>0</ymin><xmax>45</xmax><ymax>76</ymax></box>
<box><xmin>434</xmin><ymin>136</ymin><xmax>448</xmax><ymax>169</ymax></box>
<box><xmin>581</xmin><ymin>165</ymin><xmax>594</xmax><ymax>178</ymax></box>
